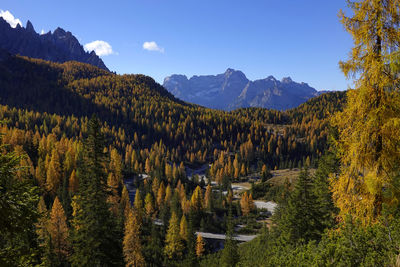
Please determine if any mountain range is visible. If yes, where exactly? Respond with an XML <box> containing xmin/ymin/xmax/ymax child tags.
<box><xmin>0</xmin><ymin>16</ymin><xmax>325</xmax><ymax>111</ymax></box>
<box><xmin>163</xmin><ymin>69</ymin><xmax>322</xmax><ymax>110</ymax></box>
<box><xmin>0</xmin><ymin>17</ymin><xmax>108</xmax><ymax>71</ymax></box>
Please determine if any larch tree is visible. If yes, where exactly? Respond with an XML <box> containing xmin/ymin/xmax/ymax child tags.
<box><xmin>49</xmin><ymin>196</ymin><xmax>69</xmax><ymax>263</ymax></box>
<box><xmin>134</xmin><ymin>188</ymin><xmax>143</xmax><ymax>221</ymax></box>
<box><xmin>190</xmin><ymin>185</ymin><xmax>203</xmax><ymax>211</ymax></box>
<box><xmin>204</xmin><ymin>184</ymin><xmax>212</xmax><ymax>211</ymax></box>
<box><xmin>196</xmin><ymin>234</ymin><xmax>205</xmax><ymax>258</ymax></box>
<box><xmin>179</xmin><ymin>214</ymin><xmax>188</xmax><ymax>241</ymax></box>
<box><xmin>165</xmin><ymin>184</ymin><xmax>172</xmax><ymax>204</ymax></box>
<box><xmin>121</xmin><ymin>185</ymin><xmax>131</xmax><ymax>217</ymax></box>
<box><xmin>164</xmin><ymin>211</ymin><xmax>184</xmax><ymax>260</ymax></box>
<box><xmin>332</xmin><ymin>0</ymin><xmax>400</xmax><ymax>224</ymax></box>
<box><xmin>240</xmin><ymin>192</ymin><xmax>250</xmax><ymax>216</ymax></box>
<box><xmin>46</xmin><ymin>148</ymin><xmax>62</xmax><ymax>195</ymax></box>
<box><xmin>144</xmin><ymin>192</ymin><xmax>154</xmax><ymax>218</ymax></box>
<box><xmin>68</xmin><ymin>169</ymin><xmax>78</xmax><ymax>193</ymax></box>
<box><xmin>123</xmin><ymin>208</ymin><xmax>145</xmax><ymax>267</ymax></box>
<box><xmin>157</xmin><ymin>182</ymin><xmax>166</xmax><ymax>207</ymax></box>
<box><xmin>145</xmin><ymin>158</ymin><xmax>151</xmax><ymax>174</ymax></box>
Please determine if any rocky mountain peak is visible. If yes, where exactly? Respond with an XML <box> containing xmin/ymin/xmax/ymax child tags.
<box><xmin>0</xmin><ymin>18</ymin><xmax>109</xmax><ymax>71</ymax></box>
<box><xmin>25</xmin><ymin>20</ymin><xmax>35</xmax><ymax>33</ymax></box>
<box><xmin>53</xmin><ymin>27</ymin><xmax>67</xmax><ymax>38</ymax></box>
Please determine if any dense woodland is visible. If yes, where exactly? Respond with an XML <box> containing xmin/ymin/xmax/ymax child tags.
<box><xmin>0</xmin><ymin>52</ymin><xmax>345</xmax><ymax>266</ymax></box>
<box><xmin>2</xmin><ymin>0</ymin><xmax>400</xmax><ymax>266</ymax></box>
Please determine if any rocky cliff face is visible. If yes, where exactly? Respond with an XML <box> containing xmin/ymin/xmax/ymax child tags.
<box><xmin>163</xmin><ymin>69</ymin><xmax>319</xmax><ymax>110</ymax></box>
<box><xmin>0</xmin><ymin>18</ymin><xmax>108</xmax><ymax>71</ymax></box>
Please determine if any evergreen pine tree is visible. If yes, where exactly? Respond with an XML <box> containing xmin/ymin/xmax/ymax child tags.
<box><xmin>221</xmin><ymin>205</ymin><xmax>238</xmax><ymax>267</ymax></box>
<box><xmin>70</xmin><ymin>115</ymin><xmax>123</xmax><ymax>266</ymax></box>
<box><xmin>313</xmin><ymin>153</ymin><xmax>339</xmax><ymax>231</ymax></box>
<box><xmin>275</xmin><ymin>168</ymin><xmax>323</xmax><ymax>243</ymax></box>
<box><xmin>0</xmin><ymin>138</ymin><xmax>39</xmax><ymax>266</ymax></box>
<box><xmin>185</xmin><ymin>211</ymin><xmax>197</xmax><ymax>265</ymax></box>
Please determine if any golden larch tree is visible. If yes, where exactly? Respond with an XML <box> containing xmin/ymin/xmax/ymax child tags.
<box><xmin>240</xmin><ymin>192</ymin><xmax>250</xmax><ymax>216</ymax></box>
<box><xmin>134</xmin><ymin>189</ymin><xmax>143</xmax><ymax>221</ymax></box>
<box><xmin>191</xmin><ymin>185</ymin><xmax>203</xmax><ymax>211</ymax></box>
<box><xmin>68</xmin><ymin>169</ymin><xmax>78</xmax><ymax>193</ymax></box>
<box><xmin>157</xmin><ymin>182</ymin><xmax>166</xmax><ymax>207</ymax></box>
<box><xmin>121</xmin><ymin>185</ymin><xmax>131</xmax><ymax>217</ymax></box>
<box><xmin>123</xmin><ymin>208</ymin><xmax>145</xmax><ymax>267</ymax></box>
<box><xmin>179</xmin><ymin>215</ymin><xmax>188</xmax><ymax>241</ymax></box>
<box><xmin>164</xmin><ymin>212</ymin><xmax>184</xmax><ymax>259</ymax></box>
<box><xmin>196</xmin><ymin>234</ymin><xmax>205</xmax><ymax>258</ymax></box>
<box><xmin>144</xmin><ymin>193</ymin><xmax>154</xmax><ymax>217</ymax></box>
<box><xmin>49</xmin><ymin>196</ymin><xmax>69</xmax><ymax>261</ymax></box>
<box><xmin>46</xmin><ymin>149</ymin><xmax>62</xmax><ymax>194</ymax></box>
<box><xmin>332</xmin><ymin>0</ymin><xmax>400</xmax><ymax>224</ymax></box>
<box><xmin>165</xmin><ymin>184</ymin><xmax>172</xmax><ymax>204</ymax></box>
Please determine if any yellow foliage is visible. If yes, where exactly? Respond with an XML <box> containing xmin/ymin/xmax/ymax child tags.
<box><xmin>332</xmin><ymin>0</ymin><xmax>400</xmax><ymax>225</ymax></box>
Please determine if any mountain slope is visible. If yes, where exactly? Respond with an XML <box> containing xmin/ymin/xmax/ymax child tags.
<box><xmin>0</xmin><ymin>18</ymin><xmax>108</xmax><ymax>70</ymax></box>
<box><xmin>163</xmin><ymin>69</ymin><xmax>320</xmax><ymax>111</ymax></box>
<box><xmin>0</xmin><ymin>54</ymin><xmax>343</xmax><ymax>172</ymax></box>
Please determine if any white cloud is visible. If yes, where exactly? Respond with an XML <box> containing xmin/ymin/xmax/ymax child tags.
<box><xmin>84</xmin><ymin>40</ymin><xmax>115</xmax><ymax>56</ymax></box>
<box><xmin>0</xmin><ymin>10</ymin><xmax>22</xmax><ymax>28</ymax></box>
<box><xmin>143</xmin><ymin>41</ymin><xmax>164</xmax><ymax>53</ymax></box>
<box><xmin>40</xmin><ymin>29</ymin><xmax>45</xmax><ymax>35</ymax></box>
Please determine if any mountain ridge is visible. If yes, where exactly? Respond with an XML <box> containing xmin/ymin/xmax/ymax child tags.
<box><xmin>0</xmin><ymin>17</ymin><xmax>109</xmax><ymax>71</ymax></box>
<box><xmin>163</xmin><ymin>69</ymin><xmax>324</xmax><ymax>110</ymax></box>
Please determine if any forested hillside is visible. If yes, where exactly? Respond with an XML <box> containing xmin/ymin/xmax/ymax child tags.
<box><xmin>0</xmin><ymin>51</ymin><xmax>345</xmax><ymax>266</ymax></box>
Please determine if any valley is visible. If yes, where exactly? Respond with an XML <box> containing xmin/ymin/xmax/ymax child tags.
<box><xmin>1</xmin><ymin>1</ymin><xmax>400</xmax><ymax>266</ymax></box>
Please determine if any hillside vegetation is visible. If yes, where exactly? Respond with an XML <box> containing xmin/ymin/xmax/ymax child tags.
<box><xmin>0</xmin><ymin>53</ymin><xmax>346</xmax><ymax>266</ymax></box>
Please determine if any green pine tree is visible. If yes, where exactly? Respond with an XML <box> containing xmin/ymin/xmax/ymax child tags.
<box><xmin>313</xmin><ymin>152</ymin><xmax>339</xmax><ymax>231</ymax></box>
<box><xmin>274</xmin><ymin>168</ymin><xmax>323</xmax><ymax>243</ymax></box>
<box><xmin>70</xmin><ymin>115</ymin><xmax>123</xmax><ymax>266</ymax></box>
<box><xmin>0</xmin><ymin>136</ymin><xmax>40</xmax><ymax>266</ymax></box>
<box><xmin>221</xmin><ymin>205</ymin><xmax>238</xmax><ymax>267</ymax></box>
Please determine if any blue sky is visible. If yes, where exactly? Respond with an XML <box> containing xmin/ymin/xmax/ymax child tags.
<box><xmin>1</xmin><ymin>0</ymin><xmax>353</xmax><ymax>91</ymax></box>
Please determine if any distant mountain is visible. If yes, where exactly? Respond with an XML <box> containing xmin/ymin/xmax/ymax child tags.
<box><xmin>163</xmin><ymin>69</ymin><xmax>321</xmax><ymax>110</ymax></box>
<box><xmin>0</xmin><ymin>17</ymin><xmax>108</xmax><ymax>71</ymax></box>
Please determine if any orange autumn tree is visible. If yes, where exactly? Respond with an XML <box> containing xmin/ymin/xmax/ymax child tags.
<box><xmin>240</xmin><ymin>192</ymin><xmax>251</xmax><ymax>216</ymax></box>
<box><xmin>332</xmin><ymin>0</ymin><xmax>400</xmax><ymax>224</ymax></box>
<box><xmin>49</xmin><ymin>197</ymin><xmax>69</xmax><ymax>262</ymax></box>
